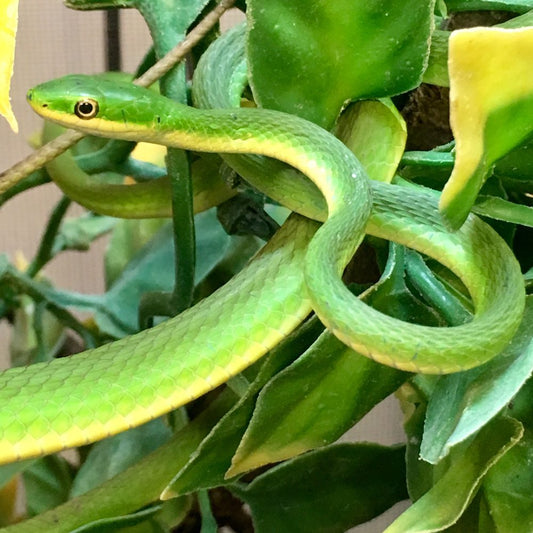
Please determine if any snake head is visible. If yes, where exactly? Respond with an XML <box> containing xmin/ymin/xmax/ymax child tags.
<box><xmin>27</xmin><ymin>74</ymin><xmax>169</xmax><ymax>139</ymax></box>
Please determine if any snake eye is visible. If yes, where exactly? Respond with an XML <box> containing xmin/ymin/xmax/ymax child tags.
<box><xmin>74</xmin><ymin>98</ymin><xmax>99</xmax><ymax>119</ymax></box>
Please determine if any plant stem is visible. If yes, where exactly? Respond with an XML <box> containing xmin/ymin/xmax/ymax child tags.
<box><xmin>1</xmin><ymin>267</ymin><xmax>98</xmax><ymax>348</ymax></box>
<box><xmin>26</xmin><ymin>196</ymin><xmax>72</xmax><ymax>278</ymax></box>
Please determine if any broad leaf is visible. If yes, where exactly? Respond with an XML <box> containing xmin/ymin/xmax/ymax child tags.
<box><xmin>482</xmin><ymin>428</ymin><xmax>533</xmax><ymax>532</ymax></box>
<box><xmin>70</xmin><ymin>418</ymin><xmax>172</xmax><ymax>497</ymax></box>
<box><xmin>105</xmin><ymin>218</ymin><xmax>168</xmax><ymax>289</ymax></box>
<box><xmin>161</xmin><ymin>318</ymin><xmax>323</xmax><ymax>498</ymax></box>
<box><xmin>385</xmin><ymin>416</ymin><xmax>523</xmax><ymax>533</ymax></box>
<box><xmin>228</xmin><ymin>333</ymin><xmax>406</xmax><ymax>477</ymax></box>
<box><xmin>424</xmin><ymin>29</ymin><xmax>450</xmax><ymax>86</ymax></box>
<box><xmin>228</xmin><ymin>245</ymin><xmax>438</xmax><ymax>476</ymax></box>
<box><xmin>473</xmin><ymin>195</ymin><xmax>533</xmax><ymax>227</ymax></box>
<box><xmin>23</xmin><ymin>455</ymin><xmax>74</xmax><ymax>517</ymax></box>
<box><xmin>247</xmin><ymin>0</ymin><xmax>435</xmax><ymax>128</ymax></box>
<box><xmin>402</xmin><ymin>395</ymin><xmax>434</xmax><ymax>503</ymax></box>
<box><xmin>70</xmin><ymin>505</ymin><xmax>163</xmax><ymax>533</ymax></box>
<box><xmin>421</xmin><ymin>297</ymin><xmax>533</xmax><ymax>464</ymax></box>
<box><xmin>234</xmin><ymin>443</ymin><xmax>408</xmax><ymax>533</ymax></box>
<box><xmin>55</xmin><ymin>214</ymin><xmax>116</xmax><ymax>255</ymax></box>
<box><xmin>493</xmin><ymin>138</ymin><xmax>533</xmax><ymax>186</ymax></box>
<box><xmin>446</xmin><ymin>0</ymin><xmax>533</xmax><ymax>11</ymax></box>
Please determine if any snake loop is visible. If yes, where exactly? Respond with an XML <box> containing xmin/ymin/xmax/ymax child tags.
<box><xmin>0</xmin><ymin>26</ymin><xmax>523</xmax><ymax>464</ymax></box>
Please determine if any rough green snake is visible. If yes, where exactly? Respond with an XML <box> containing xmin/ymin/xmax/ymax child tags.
<box><xmin>0</xmin><ymin>32</ymin><xmax>524</xmax><ymax>465</ymax></box>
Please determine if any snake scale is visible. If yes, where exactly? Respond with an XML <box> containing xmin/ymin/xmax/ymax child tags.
<box><xmin>0</xmin><ymin>25</ymin><xmax>524</xmax><ymax>465</ymax></box>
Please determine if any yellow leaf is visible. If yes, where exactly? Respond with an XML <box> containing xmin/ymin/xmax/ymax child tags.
<box><xmin>440</xmin><ymin>27</ymin><xmax>533</xmax><ymax>229</ymax></box>
<box><xmin>0</xmin><ymin>0</ymin><xmax>19</xmax><ymax>133</ymax></box>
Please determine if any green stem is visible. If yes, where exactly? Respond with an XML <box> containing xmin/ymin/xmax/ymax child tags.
<box><xmin>405</xmin><ymin>249</ymin><xmax>471</xmax><ymax>326</ymax></box>
<box><xmin>198</xmin><ymin>490</ymin><xmax>218</xmax><ymax>533</ymax></box>
<box><xmin>32</xmin><ymin>301</ymin><xmax>49</xmax><ymax>363</ymax></box>
<box><xmin>1</xmin><ymin>268</ymin><xmax>98</xmax><ymax>348</ymax></box>
<box><xmin>167</xmin><ymin>150</ymin><xmax>195</xmax><ymax>313</ymax></box>
<box><xmin>226</xmin><ymin>374</ymin><xmax>251</xmax><ymax>397</ymax></box>
<box><xmin>400</xmin><ymin>151</ymin><xmax>454</xmax><ymax>168</ymax></box>
<box><xmin>135</xmin><ymin>0</ymin><xmax>198</xmax><ymax>317</ymax></box>
<box><xmin>26</xmin><ymin>196</ymin><xmax>72</xmax><ymax>278</ymax></box>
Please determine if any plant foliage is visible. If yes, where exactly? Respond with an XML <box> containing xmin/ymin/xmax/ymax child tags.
<box><xmin>0</xmin><ymin>0</ymin><xmax>532</xmax><ymax>531</ymax></box>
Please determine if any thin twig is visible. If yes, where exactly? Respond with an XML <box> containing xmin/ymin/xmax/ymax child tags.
<box><xmin>0</xmin><ymin>130</ymin><xmax>84</xmax><ymax>195</ymax></box>
<box><xmin>135</xmin><ymin>0</ymin><xmax>236</xmax><ymax>87</ymax></box>
<box><xmin>0</xmin><ymin>0</ymin><xmax>237</xmax><ymax>195</ymax></box>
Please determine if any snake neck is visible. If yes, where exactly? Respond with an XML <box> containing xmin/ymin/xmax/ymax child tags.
<box><xmin>30</xmin><ymin>79</ymin><xmax>371</xmax><ymax>217</ymax></box>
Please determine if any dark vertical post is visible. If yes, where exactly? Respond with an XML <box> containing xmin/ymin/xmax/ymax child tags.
<box><xmin>105</xmin><ymin>10</ymin><xmax>122</xmax><ymax>71</ymax></box>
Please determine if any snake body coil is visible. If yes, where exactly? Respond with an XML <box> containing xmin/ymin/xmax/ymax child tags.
<box><xmin>0</xmin><ymin>65</ymin><xmax>522</xmax><ymax>464</ymax></box>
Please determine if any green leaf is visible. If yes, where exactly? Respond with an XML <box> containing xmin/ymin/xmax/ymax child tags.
<box><xmin>54</xmin><ymin>214</ymin><xmax>116</xmax><ymax>255</ymax></box>
<box><xmin>99</xmin><ymin>209</ymin><xmax>230</xmax><ymax>336</ymax></box>
<box><xmin>247</xmin><ymin>0</ymin><xmax>435</xmax><ymax>128</ymax></box>
<box><xmin>9</xmin><ymin>295</ymin><xmax>65</xmax><ymax>366</ymax></box>
<box><xmin>423</xmin><ymin>29</ymin><xmax>450</xmax><ymax>86</ymax></box>
<box><xmin>493</xmin><ymin>137</ymin><xmax>533</xmax><ymax>186</ymax></box>
<box><xmin>105</xmin><ymin>218</ymin><xmax>167</xmax><ymax>288</ymax></box>
<box><xmin>234</xmin><ymin>443</ymin><xmax>408</xmax><ymax>533</ymax></box>
<box><xmin>385</xmin><ymin>416</ymin><xmax>523</xmax><ymax>533</ymax></box>
<box><xmin>23</xmin><ymin>455</ymin><xmax>74</xmax><ymax>517</ymax></box>
<box><xmin>70</xmin><ymin>498</ymin><xmax>192</xmax><ymax>533</ymax></box>
<box><xmin>421</xmin><ymin>297</ymin><xmax>533</xmax><ymax>464</ymax></box>
<box><xmin>445</xmin><ymin>0</ymin><xmax>533</xmax><ymax>12</ymax></box>
<box><xmin>70</xmin><ymin>418</ymin><xmax>172</xmax><ymax>497</ymax></box>
<box><xmin>402</xmin><ymin>395</ymin><xmax>434</xmax><ymax>503</ymax></box>
<box><xmin>507</xmin><ymin>372</ymin><xmax>533</xmax><ymax>428</ymax></box>
<box><xmin>161</xmin><ymin>318</ymin><xmax>323</xmax><ymax>498</ymax></box>
<box><xmin>228</xmin><ymin>243</ymin><xmax>450</xmax><ymax>476</ymax></box>
<box><xmin>445</xmin><ymin>492</ymin><xmax>495</xmax><ymax>533</ymax></box>
<box><xmin>7</xmin><ymin>210</ymin><xmax>241</xmax><ymax>339</ymax></box>
<box><xmin>482</xmin><ymin>428</ymin><xmax>533</xmax><ymax>532</ymax></box>
<box><xmin>228</xmin><ymin>332</ymin><xmax>406</xmax><ymax>477</ymax></box>
<box><xmin>70</xmin><ymin>505</ymin><xmax>163</xmax><ymax>533</ymax></box>
<box><xmin>334</xmin><ymin>99</ymin><xmax>407</xmax><ymax>183</ymax></box>
<box><xmin>472</xmin><ymin>195</ymin><xmax>533</xmax><ymax>227</ymax></box>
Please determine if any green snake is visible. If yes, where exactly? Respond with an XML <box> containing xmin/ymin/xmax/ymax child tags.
<box><xmin>0</xmin><ymin>30</ymin><xmax>523</xmax><ymax>464</ymax></box>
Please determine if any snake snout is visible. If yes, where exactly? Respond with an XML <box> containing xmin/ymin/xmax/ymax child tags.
<box><xmin>27</xmin><ymin>89</ymin><xmax>49</xmax><ymax>114</ymax></box>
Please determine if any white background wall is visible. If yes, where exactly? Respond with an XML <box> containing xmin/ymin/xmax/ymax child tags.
<box><xmin>0</xmin><ymin>2</ymin><xmax>406</xmax><ymax>530</ymax></box>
